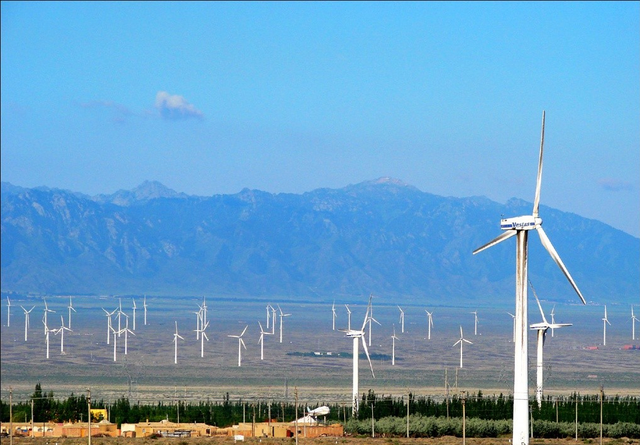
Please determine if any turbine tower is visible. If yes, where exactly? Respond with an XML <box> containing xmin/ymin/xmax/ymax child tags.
<box><xmin>42</xmin><ymin>318</ymin><xmax>52</xmax><ymax>359</ymax></box>
<box><xmin>367</xmin><ymin>295</ymin><xmax>381</xmax><ymax>347</ymax></box>
<box><xmin>131</xmin><ymin>298</ymin><xmax>137</xmax><ymax>331</ymax></box>
<box><xmin>67</xmin><ymin>297</ymin><xmax>76</xmax><ymax>330</ymax></box>
<box><xmin>529</xmin><ymin>281</ymin><xmax>572</xmax><ymax>407</ymax></box>
<box><xmin>228</xmin><ymin>325</ymin><xmax>248</xmax><ymax>367</ymax></box>
<box><xmin>425</xmin><ymin>310</ymin><xmax>434</xmax><ymax>340</ymax></box>
<box><xmin>277</xmin><ymin>305</ymin><xmax>291</xmax><ymax>343</ymax></box>
<box><xmin>6</xmin><ymin>296</ymin><xmax>11</xmax><ymax>327</ymax></box>
<box><xmin>345</xmin><ymin>304</ymin><xmax>352</xmax><ymax>330</ymax></box>
<box><xmin>507</xmin><ymin>312</ymin><xmax>516</xmax><ymax>342</ymax></box>
<box><xmin>473</xmin><ymin>111</ymin><xmax>586</xmax><ymax>445</ymax></box>
<box><xmin>102</xmin><ymin>308</ymin><xmax>117</xmax><ymax>344</ymax></box>
<box><xmin>332</xmin><ymin>302</ymin><xmax>337</xmax><ymax>331</ymax></box>
<box><xmin>602</xmin><ymin>305</ymin><xmax>611</xmax><ymax>346</ymax></box>
<box><xmin>339</xmin><ymin>296</ymin><xmax>375</xmax><ymax>416</ymax></box>
<box><xmin>53</xmin><ymin>315</ymin><xmax>72</xmax><ymax>355</ymax></box>
<box><xmin>122</xmin><ymin>318</ymin><xmax>135</xmax><ymax>355</ymax></box>
<box><xmin>398</xmin><ymin>306</ymin><xmax>405</xmax><ymax>333</ymax></box>
<box><xmin>453</xmin><ymin>326</ymin><xmax>472</xmax><ymax>368</ymax></box>
<box><xmin>195</xmin><ymin>320</ymin><xmax>209</xmax><ymax>358</ymax></box>
<box><xmin>471</xmin><ymin>310</ymin><xmax>479</xmax><ymax>335</ymax></box>
<box><xmin>173</xmin><ymin>321</ymin><xmax>184</xmax><ymax>364</ymax></box>
<box><xmin>258</xmin><ymin>321</ymin><xmax>271</xmax><ymax>360</ymax></box>
<box><xmin>143</xmin><ymin>295</ymin><xmax>148</xmax><ymax>326</ymax></box>
<box><xmin>550</xmin><ymin>305</ymin><xmax>556</xmax><ymax>337</ymax></box>
<box><xmin>632</xmin><ymin>306</ymin><xmax>638</xmax><ymax>340</ymax></box>
<box><xmin>391</xmin><ymin>325</ymin><xmax>399</xmax><ymax>366</ymax></box>
<box><xmin>20</xmin><ymin>305</ymin><xmax>35</xmax><ymax>342</ymax></box>
<box><xmin>43</xmin><ymin>299</ymin><xmax>55</xmax><ymax>335</ymax></box>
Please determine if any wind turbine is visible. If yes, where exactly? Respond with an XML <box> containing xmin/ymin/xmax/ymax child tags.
<box><xmin>131</xmin><ymin>298</ymin><xmax>137</xmax><ymax>331</ymax></box>
<box><xmin>258</xmin><ymin>321</ymin><xmax>271</xmax><ymax>361</ymax></box>
<box><xmin>367</xmin><ymin>295</ymin><xmax>381</xmax><ymax>347</ymax></box>
<box><xmin>42</xmin><ymin>318</ymin><xmax>52</xmax><ymax>359</ymax></box>
<box><xmin>6</xmin><ymin>296</ymin><xmax>11</xmax><ymax>327</ymax></box>
<box><xmin>391</xmin><ymin>325</ymin><xmax>399</xmax><ymax>366</ymax></box>
<box><xmin>425</xmin><ymin>310</ymin><xmax>434</xmax><ymax>340</ymax></box>
<box><xmin>195</xmin><ymin>320</ymin><xmax>209</xmax><ymax>358</ymax></box>
<box><xmin>339</xmin><ymin>295</ymin><xmax>375</xmax><ymax>416</ymax></box>
<box><xmin>143</xmin><ymin>295</ymin><xmax>148</xmax><ymax>326</ymax></box>
<box><xmin>228</xmin><ymin>325</ymin><xmax>248</xmax><ymax>367</ymax></box>
<box><xmin>277</xmin><ymin>305</ymin><xmax>291</xmax><ymax>343</ymax></box>
<box><xmin>398</xmin><ymin>306</ymin><xmax>405</xmax><ymax>333</ymax></box>
<box><xmin>173</xmin><ymin>321</ymin><xmax>184</xmax><ymax>364</ymax></box>
<box><xmin>632</xmin><ymin>306</ymin><xmax>638</xmax><ymax>340</ymax></box>
<box><xmin>473</xmin><ymin>111</ymin><xmax>586</xmax><ymax>445</ymax></box>
<box><xmin>332</xmin><ymin>302</ymin><xmax>337</xmax><ymax>331</ymax></box>
<box><xmin>266</xmin><ymin>304</ymin><xmax>273</xmax><ymax>330</ymax></box>
<box><xmin>529</xmin><ymin>281</ymin><xmax>572</xmax><ymax>407</ymax></box>
<box><xmin>110</xmin><ymin>324</ymin><xmax>118</xmax><ymax>362</ymax></box>
<box><xmin>345</xmin><ymin>304</ymin><xmax>352</xmax><ymax>330</ymax></box>
<box><xmin>102</xmin><ymin>308</ymin><xmax>117</xmax><ymax>344</ymax></box>
<box><xmin>550</xmin><ymin>305</ymin><xmax>556</xmax><ymax>337</ymax></box>
<box><xmin>122</xmin><ymin>318</ymin><xmax>135</xmax><ymax>355</ymax></box>
<box><xmin>602</xmin><ymin>305</ymin><xmax>611</xmax><ymax>346</ymax></box>
<box><xmin>271</xmin><ymin>305</ymin><xmax>277</xmax><ymax>335</ymax></box>
<box><xmin>471</xmin><ymin>310</ymin><xmax>479</xmax><ymax>335</ymax></box>
<box><xmin>53</xmin><ymin>315</ymin><xmax>72</xmax><ymax>355</ymax></box>
<box><xmin>507</xmin><ymin>312</ymin><xmax>516</xmax><ymax>342</ymax></box>
<box><xmin>201</xmin><ymin>296</ymin><xmax>208</xmax><ymax>327</ymax></box>
<box><xmin>194</xmin><ymin>306</ymin><xmax>202</xmax><ymax>340</ymax></box>
<box><xmin>67</xmin><ymin>297</ymin><xmax>76</xmax><ymax>330</ymax></box>
<box><xmin>20</xmin><ymin>305</ymin><xmax>35</xmax><ymax>341</ymax></box>
<box><xmin>453</xmin><ymin>326</ymin><xmax>472</xmax><ymax>368</ymax></box>
<box><xmin>116</xmin><ymin>298</ymin><xmax>124</xmax><ymax>337</ymax></box>
<box><xmin>43</xmin><ymin>299</ymin><xmax>55</xmax><ymax>335</ymax></box>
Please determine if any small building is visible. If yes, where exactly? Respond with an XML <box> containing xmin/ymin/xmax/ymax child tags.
<box><xmin>129</xmin><ymin>419</ymin><xmax>218</xmax><ymax>438</ymax></box>
<box><xmin>223</xmin><ymin>421</ymin><xmax>343</xmax><ymax>439</ymax></box>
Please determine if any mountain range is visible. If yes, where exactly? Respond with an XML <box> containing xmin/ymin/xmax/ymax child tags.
<box><xmin>1</xmin><ymin>178</ymin><xmax>638</xmax><ymax>305</ymax></box>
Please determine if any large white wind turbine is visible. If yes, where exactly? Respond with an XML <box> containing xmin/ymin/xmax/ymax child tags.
<box><xmin>602</xmin><ymin>305</ymin><xmax>611</xmax><ymax>346</ymax></box>
<box><xmin>550</xmin><ymin>305</ymin><xmax>556</xmax><ymax>337</ymax></box>
<box><xmin>453</xmin><ymin>326</ymin><xmax>472</xmax><ymax>369</ymax></box>
<box><xmin>345</xmin><ymin>304</ymin><xmax>352</xmax><ymax>330</ymax></box>
<box><xmin>53</xmin><ymin>315</ymin><xmax>72</xmax><ymax>355</ymax></box>
<box><xmin>173</xmin><ymin>321</ymin><xmax>184</xmax><ymax>364</ymax></box>
<box><xmin>21</xmin><ymin>305</ymin><xmax>35</xmax><ymax>342</ymax></box>
<box><xmin>425</xmin><ymin>310</ymin><xmax>434</xmax><ymax>340</ymax></box>
<box><xmin>266</xmin><ymin>304</ymin><xmax>273</xmax><ymax>330</ymax></box>
<box><xmin>228</xmin><ymin>325</ymin><xmax>248</xmax><ymax>367</ymax></box>
<box><xmin>339</xmin><ymin>296</ymin><xmax>375</xmax><ymax>416</ymax></box>
<box><xmin>110</xmin><ymin>325</ymin><xmax>118</xmax><ymax>362</ymax></box>
<box><xmin>194</xmin><ymin>306</ymin><xmax>202</xmax><ymax>340</ymax></box>
<box><xmin>391</xmin><ymin>325</ymin><xmax>399</xmax><ymax>366</ymax></box>
<box><xmin>277</xmin><ymin>305</ymin><xmax>291</xmax><ymax>343</ymax></box>
<box><xmin>43</xmin><ymin>299</ymin><xmax>55</xmax><ymax>335</ymax></box>
<box><xmin>632</xmin><ymin>306</ymin><xmax>638</xmax><ymax>340</ymax></box>
<box><xmin>67</xmin><ymin>297</ymin><xmax>76</xmax><ymax>330</ymax></box>
<box><xmin>270</xmin><ymin>305</ymin><xmax>277</xmax><ymax>335</ymax></box>
<box><xmin>332</xmin><ymin>302</ymin><xmax>337</xmax><ymax>331</ymax></box>
<box><xmin>6</xmin><ymin>296</ymin><xmax>11</xmax><ymax>327</ymax></box>
<box><xmin>529</xmin><ymin>281</ymin><xmax>572</xmax><ymax>407</ymax></box>
<box><xmin>398</xmin><ymin>306</ymin><xmax>405</xmax><ymax>333</ymax></box>
<box><xmin>473</xmin><ymin>111</ymin><xmax>586</xmax><ymax>445</ymax></box>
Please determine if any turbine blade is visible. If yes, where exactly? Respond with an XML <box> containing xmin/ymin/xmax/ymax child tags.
<box><xmin>533</xmin><ymin>110</ymin><xmax>545</xmax><ymax>217</ymax></box>
<box><xmin>536</xmin><ymin>226</ymin><xmax>586</xmax><ymax>304</ymax></box>
<box><xmin>360</xmin><ymin>336</ymin><xmax>375</xmax><ymax>378</ymax></box>
<box><xmin>463</xmin><ymin>339</ymin><xmax>473</xmax><ymax>345</ymax></box>
<box><xmin>528</xmin><ymin>281</ymin><xmax>548</xmax><ymax>324</ymax></box>
<box><xmin>473</xmin><ymin>230</ymin><xmax>517</xmax><ymax>255</ymax></box>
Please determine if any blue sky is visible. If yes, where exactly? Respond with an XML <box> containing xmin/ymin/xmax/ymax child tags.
<box><xmin>2</xmin><ymin>2</ymin><xmax>638</xmax><ymax>236</ymax></box>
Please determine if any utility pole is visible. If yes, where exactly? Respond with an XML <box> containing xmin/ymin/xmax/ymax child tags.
<box><xmin>31</xmin><ymin>399</ymin><xmax>34</xmax><ymax>438</ymax></box>
<box><xmin>252</xmin><ymin>404</ymin><xmax>256</xmax><ymax>438</ymax></box>
<box><xmin>406</xmin><ymin>392</ymin><xmax>410</xmax><ymax>438</ymax></box>
<box><xmin>445</xmin><ymin>368</ymin><xmax>450</xmax><ymax>419</ymax></box>
<box><xmin>9</xmin><ymin>387</ymin><xmax>13</xmax><ymax>445</ymax></box>
<box><xmin>370</xmin><ymin>399</ymin><xmax>375</xmax><ymax>438</ymax></box>
<box><xmin>575</xmin><ymin>394</ymin><xmax>578</xmax><ymax>441</ymax></box>
<box><xmin>294</xmin><ymin>387</ymin><xmax>299</xmax><ymax>445</ymax></box>
<box><xmin>87</xmin><ymin>388</ymin><xmax>92</xmax><ymax>445</ymax></box>
<box><xmin>461</xmin><ymin>391</ymin><xmax>466</xmax><ymax>445</ymax></box>
<box><xmin>599</xmin><ymin>386</ymin><xmax>604</xmax><ymax>445</ymax></box>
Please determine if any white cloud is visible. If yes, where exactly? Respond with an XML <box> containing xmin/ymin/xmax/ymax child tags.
<box><xmin>598</xmin><ymin>178</ymin><xmax>634</xmax><ymax>192</ymax></box>
<box><xmin>155</xmin><ymin>91</ymin><xmax>203</xmax><ymax>120</ymax></box>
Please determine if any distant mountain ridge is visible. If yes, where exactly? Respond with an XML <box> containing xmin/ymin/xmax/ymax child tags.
<box><xmin>1</xmin><ymin>179</ymin><xmax>638</xmax><ymax>305</ymax></box>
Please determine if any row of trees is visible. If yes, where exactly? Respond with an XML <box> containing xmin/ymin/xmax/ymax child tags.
<box><xmin>1</xmin><ymin>385</ymin><xmax>638</xmax><ymax>434</ymax></box>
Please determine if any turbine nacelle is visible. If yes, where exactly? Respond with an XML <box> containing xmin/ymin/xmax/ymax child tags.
<box><xmin>500</xmin><ymin>215</ymin><xmax>543</xmax><ymax>231</ymax></box>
